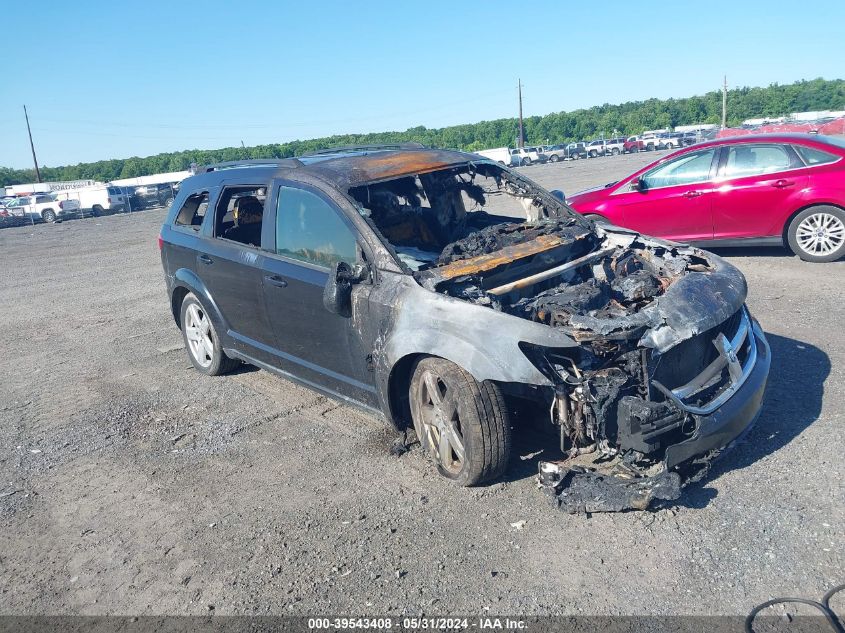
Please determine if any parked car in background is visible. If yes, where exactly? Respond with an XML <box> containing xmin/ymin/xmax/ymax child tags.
<box><xmin>603</xmin><ymin>138</ymin><xmax>626</xmax><ymax>155</ymax></box>
<box><xmin>659</xmin><ymin>133</ymin><xmax>685</xmax><ymax>150</ymax></box>
<box><xmin>474</xmin><ymin>147</ymin><xmax>513</xmax><ymax>165</ymax></box>
<box><xmin>565</xmin><ymin>142</ymin><xmax>588</xmax><ymax>159</ymax></box>
<box><xmin>134</xmin><ymin>183</ymin><xmax>178</xmax><ymax>209</ymax></box>
<box><xmin>526</xmin><ymin>146</ymin><xmax>549</xmax><ymax>164</ymax></box>
<box><xmin>566</xmin><ymin>133</ymin><xmax>845</xmax><ymax>262</ymax></box>
<box><xmin>510</xmin><ymin>147</ymin><xmax>542</xmax><ymax>166</ymax></box>
<box><xmin>586</xmin><ymin>140</ymin><xmax>606</xmax><ymax>157</ymax></box>
<box><xmin>53</xmin><ymin>185</ymin><xmax>126</xmax><ymax>216</ymax></box>
<box><xmin>542</xmin><ymin>144</ymin><xmax>568</xmax><ymax>162</ymax></box>
<box><xmin>639</xmin><ymin>134</ymin><xmax>660</xmax><ymax>151</ymax></box>
<box><xmin>623</xmin><ymin>136</ymin><xmax>646</xmax><ymax>153</ymax></box>
<box><xmin>680</xmin><ymin>131</ymin><xmax>700</xmax><ymax>146</ymax></box>
<box><xmin>2</xmin><ymin>193</ymin><xmax>81</xmax><ymax>223</ymax></box>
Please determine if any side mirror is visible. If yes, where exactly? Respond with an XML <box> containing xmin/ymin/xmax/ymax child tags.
<box><xmin>550</xmin><ymin>189</ymin><xmax>566</xmax><ymax>202</ymax></box>
<box><xmin>630</xmin><ymin>177</ymin><xmax>646</xmax><ymax>192</ymax></box>
<box><xmin>323</xmin><ymin>261</ymin><xmax>369</xmax><ymax>318</ymax></box>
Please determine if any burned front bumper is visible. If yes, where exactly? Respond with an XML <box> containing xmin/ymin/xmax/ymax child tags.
<box><xmin>657</xmin><ymin>309</ymin><xmax>771</xmax><ymax>468</ymax></box>
<box><xmin>665</xmin><ymin>318</ymin><xmax>772</xmax><ymax>468</ymax></box>
<box><xmin>539</xmin><ymin>308</ymin><xmax>771</xmax><ymax>512</ymax></box>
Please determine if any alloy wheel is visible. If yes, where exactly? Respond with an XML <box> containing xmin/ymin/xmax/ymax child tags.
<box><xmin>415</xmin><ymin>369</ymin><xmax>466</xmax><ymax>475</ymax></box>
<box><xmin>796</xmin><ymin>212</ymin><xmax>845</xmax><ymax>256</ymax></box>
<box><xmin>184</xmin><ymin>303</ymin><xmax>214</xmax><ymax>368</ymax></box>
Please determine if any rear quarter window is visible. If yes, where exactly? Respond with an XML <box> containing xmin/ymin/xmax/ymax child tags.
<box><xmin>794</xmin><ymin>145</ymin><xmax>839</xmax><ymax>166</ymax></box>
<box><xmin>174</xmin><ymin>191</ymin><xmax>209</xmax><ymax>229</ymax></box>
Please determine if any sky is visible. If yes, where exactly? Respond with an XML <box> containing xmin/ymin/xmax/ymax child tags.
<box><xmin>2</xmin><ymin>0</ymin><xmax>844</xmax><ymax>169</ymax></box>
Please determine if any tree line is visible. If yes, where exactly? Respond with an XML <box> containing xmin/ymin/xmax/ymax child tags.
<box><xmin>3</xmin><ymin>77</ymin><xmax>843</xmax><ymax>187</ymax></box>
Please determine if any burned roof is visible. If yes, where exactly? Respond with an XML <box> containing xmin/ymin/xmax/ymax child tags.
<box><xmin>191</xmin><ymin>147</ymin><xmax>481</xmax><ymax>190</ymax></box>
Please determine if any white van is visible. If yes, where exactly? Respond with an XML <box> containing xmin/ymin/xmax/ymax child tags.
<box><xmin>474</xmin><ymin>147</ymin><xmax>514</xmax><ymax>166</ymax></box>
<box><xmin>54</xmin><ymin>185</ymin><xmax>127</xmax><ymax>215</ymax></box>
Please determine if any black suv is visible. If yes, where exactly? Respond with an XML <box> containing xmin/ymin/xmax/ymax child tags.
<box><xmin>159</xmin><ymin>145</ymin><xmax>770</xmax><ymax>511</ymax></box>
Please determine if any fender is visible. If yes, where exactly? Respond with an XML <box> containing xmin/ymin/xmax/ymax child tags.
<box><xmin>171</xmin><ymin>268</ymin><xmax>228</xmax><ymax>336</ymax></box>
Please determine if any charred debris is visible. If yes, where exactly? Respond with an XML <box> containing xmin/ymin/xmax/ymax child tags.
<box><xmin>350</xmin><ymin>162</ymin><xmax>724</xmax><ymax>512</ymax></box>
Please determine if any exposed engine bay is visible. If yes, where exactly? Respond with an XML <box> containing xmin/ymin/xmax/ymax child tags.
<box><xmin>351</xmin><ymin>161</ymin><xmax>756</xmax><ymax>512</ymax></box>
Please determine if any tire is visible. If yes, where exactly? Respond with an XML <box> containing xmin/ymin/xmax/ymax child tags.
<box><xmin>409</xmin><ymin>356</ymin><xmax>511</xmax><ymax>486</ymax></box>
<box><xmin>646</xmin><ymin>143</ymin><xmax>655</xmax><ymax>151</ymax></box>
<box><xmin>787</xmin><ymin>206</ymin><xmax>845</xmax><ymax>263</ymax></box>
<box><xmin>549</xmin><ymin>154</ymin><xmax>559</xmax><ymax>163</ymax></box>
<box><xmin>180</xmin><ymin>293</ymin><xmax>240</xmax><ymax>375</ymax></box>
<box><xmin>41</xmin><ymin>209</ymin><xmax>57</xmax><ymax>223</ymax></box>
<box><xmin>631</xmin><ymin>146</ymin><xmax>639</xmax><ymax>153</ymax></box>
<box><xmin>92</xmin><ymin>204</ymin><xmax>104</xmax><ymax>216</ymax></box>
<box><xmin>611</xmin><ymin>148</ymin><xmax>620</xmax><ymax>156</ymax></box>
<box><xmin>520</xmin><ymin>157</ymin><xmax>531</xmax><ymax>166</ymax></box>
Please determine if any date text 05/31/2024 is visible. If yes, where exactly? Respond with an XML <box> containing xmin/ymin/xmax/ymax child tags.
<box><xmin>307</xmin><ymin>618</ymin><xmax>527</xmax><ymax>630</ymax></box>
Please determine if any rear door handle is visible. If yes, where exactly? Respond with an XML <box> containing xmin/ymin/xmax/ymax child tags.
<box><xmin>198</xmin><ymin>254</ymin><xmax>213</xmax><ymax>265</ymax></box>
<box><xmin>264</xmin><ymin>275</ymin><xmax>288</xmax><ymax>288</ymax></box>
<box><xmin>682</xmin><ymin>190</ymin><xmax>703</xmax><ymax>198</ymax></box>
<box><xmin>772</xmin><ymin>179</ymin><xmax>795</xmax><ymax>188</ymax></box>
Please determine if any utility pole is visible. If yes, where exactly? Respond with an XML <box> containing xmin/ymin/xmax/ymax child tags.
<box><xmin>721</xmin><ymin>75</ymin><xmax>728</xmax><ymax>129</ymax></box>
<box><xmin>517</xmin><ymin>79</ymin><xmax>525</xmax><ymax>148</ymax></box>
<box><xmin>24</xmin><ymin>105</ymin><xmax>42</xmax><ymax>183</ymax></box>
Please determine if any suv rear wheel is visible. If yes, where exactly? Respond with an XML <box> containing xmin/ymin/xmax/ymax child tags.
<box><xmin>521</xmin><ymin>157</ymin><xmax>531</xmax><ymax>166</ymax></box>
<box><xmin>180</xmin><ymin>293</ymin><xmax>240</xmax><ymax>375</ymax></box>
<box><xmin>787</xmin><ymin>206</ymin><xmax>845</xmax><ymax>263</ymax></box>
<box><xmin>41</xmin><ymin>209</ymin><xmax>57</xmax><ymax>223</ymax></box>
<box><xmin>409</xmin><ymin>357</ymin><xmax>511</xmax><ymax>486</ymax></box>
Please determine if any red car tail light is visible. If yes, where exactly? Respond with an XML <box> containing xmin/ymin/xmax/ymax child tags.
<box><xmin>108</xmin><ymin>197</ymin><xmax>112</xmax><ymax>203</ymax></box>
<box><xmin>158</xmin><ymin>234</ymin><xmax>164</xmax><ymax>250</ymax></box>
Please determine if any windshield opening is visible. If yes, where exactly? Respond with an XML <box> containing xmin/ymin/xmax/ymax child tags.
<box><xmin>348</xmin><ymin>162</ymin><xmax>582</xmax><ymax>271</ymax></box>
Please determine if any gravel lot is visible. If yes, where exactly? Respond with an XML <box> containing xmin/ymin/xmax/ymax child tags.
<box><xmin>0</xmin><ymin>152</ymin><xmax>842</xmax><ymax>617</ymax></box>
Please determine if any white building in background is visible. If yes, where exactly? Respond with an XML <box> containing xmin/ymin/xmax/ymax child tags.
<box><xmin>110</xmin><ymin>170</ymin><xmax>192</xmax><ymax>188</ymax></box>
<box><xmin>674</xmin><ymin>123</ymin><xmax>719</xmax><ymax>133</ymax></box>
<box><xmin>4</xmin><ymin>180</ymin><xmax>99</xmax><ymax>196</ymax></box>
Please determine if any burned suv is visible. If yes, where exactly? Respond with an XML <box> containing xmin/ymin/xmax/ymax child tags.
<box><xmin>159</xmin><ymin>144</ymin><xmax>771</xmax><ymax>512</ymax></box>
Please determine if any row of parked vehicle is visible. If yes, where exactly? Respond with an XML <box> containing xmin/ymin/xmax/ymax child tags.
<box><xmin>0</xmin><ymin>182</ymin><xmax>180</xmax><ymax>227</ymax></box>
<box><xmin>479</xmin><ymin>131</ymin><xmax>710</xmax><ymax>167</ymax></box>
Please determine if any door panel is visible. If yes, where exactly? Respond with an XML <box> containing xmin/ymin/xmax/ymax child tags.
<box><xmin>611</xmin><ymin>148</ymin><xmax>719</xmax><ymax>242</ymax></box>
<box><xmin>711</xmin><ymin>144</ymin><xmax>809</xmax><ymax>239</ymax></box>
<box><xmin>198</xmin><ymin>238</ymin><xmax>274</xmax><ymax>361</ymax></box>
<box><xmin>261</xmin><ymin>183</ymin><xmax>377</xmax><ymax>406</ymax></box>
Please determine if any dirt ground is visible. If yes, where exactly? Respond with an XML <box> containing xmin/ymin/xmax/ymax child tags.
<box><xmin>0</xmin><ymin>152</ymin><xmax>842</xmax><ymax>617</ymax></box>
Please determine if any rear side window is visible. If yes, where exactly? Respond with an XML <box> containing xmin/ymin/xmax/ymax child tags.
<box><xmin>723</xmin><ymin>144</ymin><xmax>793</xmax><ymax>178</ymax></box>
<box><xmin>107</xmin><ymin>187</ymin><xmax>121</xmax><ymax>195</ymax></box>
<box><xmin>275</xmin><ymin>186</ymin><xmax>357</xmax><ymax>268</ymax></box>
<box><xmin>174</xmin><ymin>192</ymin><xmax>209</xmax><ymax>229</ymax></box>
<box><xmin>35</xmin><ymin>195</ymin><xmax>54</xmax><ymax>203</ymax></box>
<box><xmin>793</xmin><ymin>145</ymin><xmax>839</xmax><ymax>166</ymax></box>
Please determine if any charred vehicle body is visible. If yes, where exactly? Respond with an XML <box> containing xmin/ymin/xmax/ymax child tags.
<box><xmin>159</xmin><ymin>145</ymin><xmax>771</xmax><ymax>512</ymax></box>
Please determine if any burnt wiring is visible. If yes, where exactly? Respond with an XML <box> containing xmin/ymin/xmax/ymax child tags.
<box><xmin>746</xmin><ymin>583</ymin><xmax>845</xmax><ymax>633</ymax></box>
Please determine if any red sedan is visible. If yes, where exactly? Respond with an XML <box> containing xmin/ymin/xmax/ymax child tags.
<box><xmin>566</xmin><ymin>133</ymin><xmax>845</xmax><ymax>262</ymax></box>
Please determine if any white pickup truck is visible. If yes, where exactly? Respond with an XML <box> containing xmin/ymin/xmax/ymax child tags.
<box><xmin>2</xmin><ymin>193</ymin><xmax>81</xmax><ymax>223</ymax></box>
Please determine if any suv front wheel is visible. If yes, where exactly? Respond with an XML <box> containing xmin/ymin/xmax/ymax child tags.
<box><xmin>180</xmin><ymin>293</ymin><xmax>240</xmax><ymax>375</ymax></box>
<box><xmin>409</xmin><ymin>357</ymin><xmax>511</xmax><ymax>486</ymax></box>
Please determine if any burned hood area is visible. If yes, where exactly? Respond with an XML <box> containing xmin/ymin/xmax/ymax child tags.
<box><xmin>350</xmin><ymin>160</ymin><xmax>751</xmax><ymax>513</ymax></box>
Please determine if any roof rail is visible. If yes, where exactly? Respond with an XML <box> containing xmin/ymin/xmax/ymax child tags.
<box><xmin>301</xmin><ymin>142</ymin><xmax>427</xmax><ymax>156</ymax></box>
<box><xmin>203</xmin><ymin>158</ymin><xmax>301</xmax><ymax>172</ymax></box>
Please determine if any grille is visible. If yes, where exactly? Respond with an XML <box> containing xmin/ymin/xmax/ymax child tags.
<box><xmin>648</xmin><ymin>308</ymin><xmax>755</xmax><ymax>415</ymax></box>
